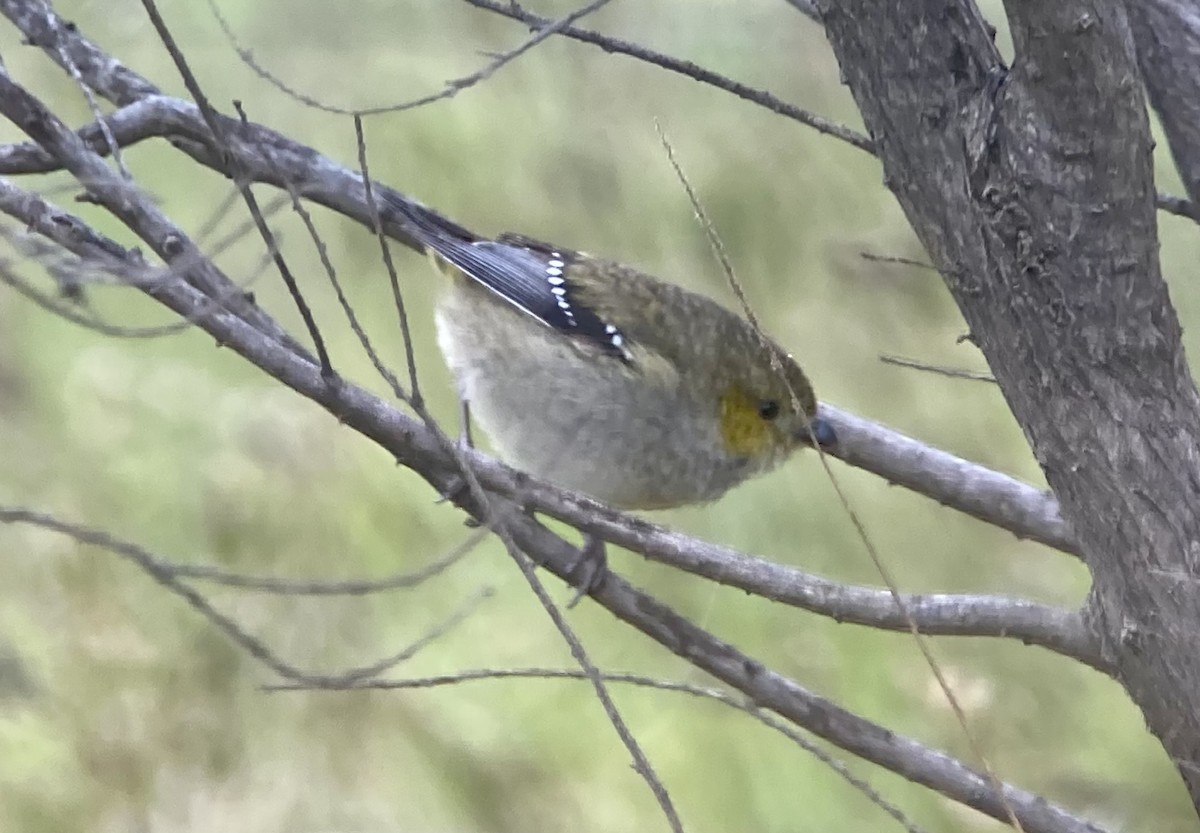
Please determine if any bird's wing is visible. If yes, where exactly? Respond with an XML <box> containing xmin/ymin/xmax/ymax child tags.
<box><xmin>427</xmin><ymin>233</ymin><xmax>630</xmax><ymax>360</ymax></box>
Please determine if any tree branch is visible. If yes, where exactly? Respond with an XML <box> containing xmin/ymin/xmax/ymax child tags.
<box><xmin>207</xmin><ymin>0</ymin><xmax>617</xmax><ymax>116</ymax></box>
<box><xmin>460</xmin><ymin>0</ymin><xmax>872</xmax><ymax>151</ymax></box>
<box><xmin>0</xmin><ymin>506</ymin><xmax>492</xmax><ymax>685</ymax></box>
<box><xmin>272</xmin><ymin>666</ymin><xmax>929</xmax><ymax>833</ymax></box>
<box><xmin>1126</xmin><ymin>0</ymin><xmax>1200</xmax><ymax>211</ymax></box>
<box><xmin>822</xmin><ymin>404</ymin><xmax>1075</xmax><ymax>554</ymax></box>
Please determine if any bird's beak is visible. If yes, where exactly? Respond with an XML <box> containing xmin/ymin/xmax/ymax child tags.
<box><xmin>795</xmin><ymin>416</ymin><xmax>837</xmax><ymax>448</ymax></box>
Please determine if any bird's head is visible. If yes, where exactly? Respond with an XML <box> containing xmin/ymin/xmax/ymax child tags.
<box><xmin>714</xmin><ymin>347</ymin><xmax>835</xmax><ymax>470</ymax></box>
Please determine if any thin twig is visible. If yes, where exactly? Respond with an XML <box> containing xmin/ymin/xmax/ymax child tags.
<box><xmin>269</xmin><ymin>667</ymin><xmax>929</xmax><ymax>833</ymax></box>
<box><xmin>193</xmin><ymin>184</ymin><xmax>243</xmax><ymax>246</ymax></box>
<box><xmin>859</xmin><ymin>251</ymin><xmax>938</xmax><ymax>271</ymax></box>
<box><xmin>1156</xmin><ymin>192</ymin><xmax>1198</xmax><ymax>220</ymax></box>
<box><xmin>1</xmin><ymin>505</ymin><xmax>493</xmax><ymax>684</ymax></box>
<box><xmin>355</xmin><ymin>115</ymin><xmax>423</xmax><ymax>407</ymax></box>
<box><xmin>880</xmin><ymin>354</ymin><xmax>996</xmax><ymax>383</ymax></box>
<box><xmin>205</xmin><ymin>0</ymin><xmax>614</xmax><ymax>117</ymax></box>
<box><xmin>45</xmin><ymin>8</ymin><xmax>131</xmax><ymax>179</ymax></box>
<box><xmin>239</xmin><ymin>119</ymin><xmax>415</xmax><ymax>406</ymax></box>
<box><xmin>2</xmin><ymin>505</ymin><xmax>314</xmax><ymax>681</ymax></box>
<box><xmin>0</xmin><ymin>188</ymin><xmax>288</xmax><ymax>338</ymax></box>
<box><xmin>298</xmin><ymin>587</ymin><xmax>495</xmax><ymax>686</ymax></box>
<box><xmin>0</xmin><ymin>255</ymin><xmax>193</xmax><ymax>337</ymax></box>
<box><xmin>138</xmin><ymin>0</ymin><xmax>336</xmax><ymax>379</ymax></box>
<box><xmin>163</xmin><ymin>529</ymin><xmax>486</xmax><ymax>595</ymax></box>
<box><xmin>464</xmin><ymin>0</ymin><xmax>873</xmax><ymax>152</ymax></box>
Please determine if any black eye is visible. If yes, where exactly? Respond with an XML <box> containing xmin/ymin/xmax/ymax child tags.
<box><xmin>758</xmin><ymin>400</ymin><xmax>781</xmax><ymax>421</ymax></box>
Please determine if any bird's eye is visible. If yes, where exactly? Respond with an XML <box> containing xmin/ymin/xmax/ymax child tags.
<box><xmin>758</xmin><ymin>400</ymin><xmax>781</xmax><ymax>421</ymax></box>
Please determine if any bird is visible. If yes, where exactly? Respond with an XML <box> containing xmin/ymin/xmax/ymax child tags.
<box><xmin>381</xmin><ymin>192</ymin><xmax>834</xmax><ymax>513</ymax></box>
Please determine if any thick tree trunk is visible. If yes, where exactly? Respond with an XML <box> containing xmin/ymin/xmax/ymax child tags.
<box><xmin>815</xmin><ymin>0</ymin><xmax>1200</xmax><ymax>809</ymax></box>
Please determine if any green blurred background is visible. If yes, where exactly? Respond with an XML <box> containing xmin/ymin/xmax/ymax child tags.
<box><xmin>1</xmin><ymin>0</ymin><xmax>1197</xmax><ymax>830</ymax></box>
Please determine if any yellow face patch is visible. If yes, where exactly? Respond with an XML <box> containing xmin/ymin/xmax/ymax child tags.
<box><xmin>718</xmin><ymin>386</ymin><xmax>776</xmax><ymax>458</ymax></box>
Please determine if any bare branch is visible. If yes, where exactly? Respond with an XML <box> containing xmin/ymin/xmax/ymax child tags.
<box><xmin>241</xmin><ymin>111</ymin><xmax>418</xmax><ymax>406</ymax></box>
<box><xmin>206</xmin><ymin>0</ymin><xmax>615</xmax><ymax>116</ymax></box>
<box><xmin>302</xmin><ymin>587</ymin><xmax>495</xmax><ymax>687</ymax></box>
<box><xmin>149</xmin><ymin>529</ymin><xmax>485</xmax><ymax>596</ymax></box>
<box><xmin>139</xmin><ymin>0</ymin><xmax>336</xmax><ymax>378</ymax></box>
<box><xmin>0</xmin><ymin>88</ymin><xmax>304</xmax><ymax>361</ymax></box>
<box><xmin>820</xmin><ymin>404</ymin><xmax>1075</xmax><ymax>554</ymax></box>
<box><xmin>1</xmin><ymin>505</ymin><xmax>334</xmax><ymax>682</ymax></box>
<box><xmin>1156</xmin><ymin>191</ymin><xmax>1199</xmax><ymax>221</ymax></box>
<box><xmin>880</xmin><ymin>353</ymin><xmax>997</xmax><ymax>383</ymax></box>
<box><xmin>461</xmin><ymin>0</ymin><xmax>872</xmax><ymax>152</ymax></box>
<box><xmin>1</xmin><ymin>505</ymin><xmax>495</xmax><ymax>687</ymax></box>
<box><xmin>353</xmin><ymin>116</ymin><xmax>424</xmax><ymax>406</ymax></box>
<box><xmin>0</xmin><ymin>253</ymin><xmax>193</xmax><ymax>338</ymax></box>
<box><xmin>48</xmin><ymin>9</ymin><xmax>130</xmax><ymax>180</ymax></box>
<box><xmin>1128</xmin><ymin>1</ymin><xmax>1200</xmax><ymax>208</ymax></box>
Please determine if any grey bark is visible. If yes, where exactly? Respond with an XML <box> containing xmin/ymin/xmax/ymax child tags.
<box><xmin>814</xmin><ymin>0</ymin><xmax>1200</xmax><ymax>807</ymax></box>
<box><xmin>1128</xmin><ymin>0</ymin><xmax>1200</xmax><ymax>212</ymax></box>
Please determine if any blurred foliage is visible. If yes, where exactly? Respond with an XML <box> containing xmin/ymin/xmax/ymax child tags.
<box><xmin>0</xmin><ymin>0</ymin><xmax>1197</xmax><ymax>831</ymax></box>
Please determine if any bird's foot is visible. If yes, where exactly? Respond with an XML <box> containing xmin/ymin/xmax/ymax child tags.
<box><xmin>458</xmin><ymin>399</ymin><xmax>475</xmax><ymax>450</ymax></box>
<box><xmin>566</xmin><ymin>533</ymin><xmax>607</xmax><ymax>608</ymax></box>
<box><xmin>435</xmin><ymin>474</ymin><xmax>467</xmax><ymax>506</ymax></box>
<box><xmin>435</xmin><ymin>400</ymin><xmax>476</xmax><ymax>508</ymax></box>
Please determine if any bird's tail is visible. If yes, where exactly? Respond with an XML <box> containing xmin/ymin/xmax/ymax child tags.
<box><xmin>375</xmin><ymin>184</ymin><xmax>480</xmax><ymax>256</ymax></box>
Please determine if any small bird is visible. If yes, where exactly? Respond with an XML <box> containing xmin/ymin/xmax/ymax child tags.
<box><xmin>384</xmin><ymin>197</ymin><xmax>834</xmax><ymax>511</ymax></box>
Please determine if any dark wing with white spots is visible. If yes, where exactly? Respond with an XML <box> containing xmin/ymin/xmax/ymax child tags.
<box><xmin>425</xmin><ymin>234</ymin><xmax>630</xmax><ymax>360</ymax></box>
